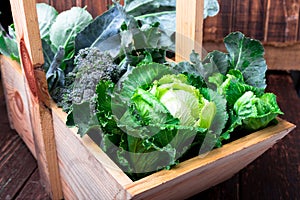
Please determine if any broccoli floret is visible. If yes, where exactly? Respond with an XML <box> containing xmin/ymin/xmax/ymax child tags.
<box><xmin>56</xmin><ymin>47</ymin><xmax>121</xmax><ymax>113</ymax></box>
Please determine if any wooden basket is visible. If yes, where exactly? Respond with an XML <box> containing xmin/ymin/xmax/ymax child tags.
<box><xmin>1</xmin><ymin>0</ymin><xmax>296</xmax><ymax>199</ymax></box>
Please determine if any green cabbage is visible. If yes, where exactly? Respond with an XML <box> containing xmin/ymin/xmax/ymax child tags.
<box><xmin>95</xmin><ymin>63</ymin><xmax>227</xmax><ymax>180</ymax></box>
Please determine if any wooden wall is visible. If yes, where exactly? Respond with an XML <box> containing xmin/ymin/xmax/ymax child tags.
<box><xmin>36</xmin><ymin>0</ymin><xmax>123</xmax><ymax>18</ymax></box>
<box><xmin>203</xmin><ymin>0</ymin><xmax>300</xmax><ymax>43</ymax></box>
<box><xmin>35</xmin><ymin>0</ymin><xmax>300</xmax><ymax>44</ymax></box>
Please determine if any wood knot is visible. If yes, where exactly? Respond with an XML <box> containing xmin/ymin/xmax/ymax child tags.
<box><xmin>13</xmin><ymin>91</ymin><xmax>24</xmax><ymax>118</ymax></box>
<box><xmin>19</xmin><ymin>38</ymin><xmax>38</xmax><ymax>102</ymax></box>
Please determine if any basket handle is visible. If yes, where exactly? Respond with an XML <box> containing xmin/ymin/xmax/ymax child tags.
<box><xmin>9</xmin><ymin>0</ymin><xmax>63</xmax><ymax>199</ymax></box>
<box><xmin>175</xmin><ymin>0</ymin><xmax>204</xmax><ymax>62</ymax></box>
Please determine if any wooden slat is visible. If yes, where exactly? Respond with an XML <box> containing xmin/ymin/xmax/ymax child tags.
<box><xmin>203</xmin><ymin>0</ymin><xmax>300</xmax><ymax>44</ymax></box>
<box><xmin>232</xmin><ymin>0</ymin><xmax>266</xmax><ymax>41</ymax></box>
<box><xmin>37</xmin><ymin>0</ymin><xmax>111</xmax><ymax>18</ymax></box>
<box><xmin>283</xmin><ymin>0</ymin><xmax>299</xmax><ymax>42</ymax></box>
<box><xmin>9</xmin><ymin>0</ymin><xmax>63</xmax><ymax>199</ymax></box>
<box><xmin>175</xmin><ymin>0</ymin><xmax>204</xmax><ymax>61</ymax></box>
<box><xmin>51</xmin><ymin>105</ymin><xmax>132</xmax><ymax>199</ymax></box>
<box><xmin>203</xmin><ymin>0</ymin><xmax>235</xmax><ymax>42</ymax></box>
<box><xmin>0</xmin><ymin>131</ymin><xmax>37</xmax><ymax>200</ymax></box>
<box><xmin>15</xmin><ymin>169</ymin><xmax>51</xmax><ymax>200</ymax></box>
<box><xmin>48</xmin><ymin>0</ymin><xmax>76</xmax><ymax>13</ymax></box>
<box><xmin>265</xmin><ymin>0</ymin><xmax>288</xmax><ymax>42</ymax></box>
<box><xmin>0</xmin><ymin>56</ymin><xmax>36</xmax><ymax>157</ymax></box>
<box><xmin>77</xmin><ymin>0</ymin><xmax>109</xmax><ymax>18</ymax></box>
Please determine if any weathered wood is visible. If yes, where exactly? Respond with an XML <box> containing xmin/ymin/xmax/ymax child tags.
<box><xmin>203</xmin><ymin>0</ymin><xmax>300</xmax><ymax>43</ymax></box>
<box><xmin>15</xmin><ymin>170</ymin><xmax>51</xmax><ymax>200</ymax></box>
<box><xmin>203</xmin><ymin>0</ymin><xmax>234</xmax><ymax>42</ymax></box>
<box><xmin>175</xmin><ymin>0</ymin><xmax>204</xmax><ymax>61</ymax></box>
<box><xmin>0</xmin><ymin>132</ymin><xmax>37</xmax><ymax>200</ymax></box>
<box><xmin>0</xmin><ymin>83</ymin><xmax>49</xmax><ymax>200</ymax></box>
<box><xmin>9</xmin><ymin>0</ymin><xmax>63</xmax><ymax>199</ymax></box>
<box><xmin>36</xmin><ymin>0</ymin><xmax>115</xmax><ymax>18</ymax></box>
<box><xmin>0</xmin><ymin>56</ymin><xmax>36</xmax><ymax>157</ymax></box>
<box><xmin>232</xmin><ymin>0</ymin><xmax>266</xmax><ymax>41</ymax></box>
<box><xmin>283</xmin><ymin>0</ymin><xmax>299</xmax><ymax>42</ymax></box>
<box><xmin>203</xmin><ymin>41</ymin><xmax>300</xmax><ymax>70</ymax></box>
<box><xmin>125</xmin><ymin>119</ymin><xmax>295</xmax><ymax>200</ymax></box>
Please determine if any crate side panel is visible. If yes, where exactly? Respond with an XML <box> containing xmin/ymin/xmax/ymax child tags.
<box><xmin>52</xmin><ymin>107</ymin><xmax>132</xmax><ymax>200</ymax></box>
<box><xmin>0</xmin><ymin>56</ymin><xmax>36</xmax><ymax>157</ymax></box>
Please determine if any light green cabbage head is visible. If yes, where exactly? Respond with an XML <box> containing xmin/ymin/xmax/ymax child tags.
<box><xmin>150</xmin><ymin>74</ymin><xmax>216</xmax><ymax>129</ymax></box>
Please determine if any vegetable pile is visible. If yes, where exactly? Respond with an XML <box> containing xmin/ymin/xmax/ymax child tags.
<box><xmin>0</xmin><ymin>2</ymin><xmax>283</xmax><ymax>180</ymax></box>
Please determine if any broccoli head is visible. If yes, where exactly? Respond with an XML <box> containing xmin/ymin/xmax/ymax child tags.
<box><xmin>56</xmin><ymin>47</ymin><xmax>121</xmax><ymax>113</ymax></box>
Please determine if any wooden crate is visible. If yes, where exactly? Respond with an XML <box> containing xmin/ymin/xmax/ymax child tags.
<box><xmin>1</xmin><ymin>0</ymin><xmax>296</xmax><ymax>199</ymax></box>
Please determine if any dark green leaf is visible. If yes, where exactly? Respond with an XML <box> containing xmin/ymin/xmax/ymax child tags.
<box><xmin>224</xmin><ymin>32</ymin><xmax>267</xmax><ymax>89</ymax></box>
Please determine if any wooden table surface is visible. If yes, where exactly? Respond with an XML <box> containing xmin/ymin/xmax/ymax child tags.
<box><xmin>0</xmin><ymin>71</ymin><xmax>299</xmax><ymax>199</ymax></box>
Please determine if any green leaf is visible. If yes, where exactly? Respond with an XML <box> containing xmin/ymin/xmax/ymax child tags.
<box><xmin>75</xmin><ymin>5</ymin><xmax>125</xmax><ymax>58</ymax></box>
<box><xmin>224</xmin><ymin>32</ymin><xmax>267</xmax><ymax>89</ymax></box>
<box><xmin>36</xmin><ymin>3</ymin><xmax>58</xmax><ymax>41</ymax></box>
<box><xmin>136</xmin><ymin>11</ymin><xmax>176</xmax><ymax>48</ymax></box>
<box><xmin>210</xmin><ymin>70</ymin><xmax>265</xmax><ymax>107</ymax></box>
<box><xmin>125</xmin><ymin>0</ymin><xmax>176</xmax><ymax>16</ymax></box>
<box><xmin>49</xmin><ymin>7</ymin><xmax>92</xmax><ymax>55</ymax></box>
<box><xmin>0</xmin><ymin>26</ymin><xmax>19</xmax><ymax>62</ymax></box>
<box><xmin>228</xmin><ymin>91</ymin><xmax>283</xmax><ymax>132</ymax></box>
<box><xmin>72</xmin><ymin>101</ymin><xmax>99</xmax><ymax>137</ymax></box>
<box><xmin>131</xmin><ymin>88</ymin><xmax>179</xmax><ymax>126</ymax></box>
<box><xmin>118</xmin><ymin>63</ymin><xmax>173</xmax><ymax>102</ymax></box>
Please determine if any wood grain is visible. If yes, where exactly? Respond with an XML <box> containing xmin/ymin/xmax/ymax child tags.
<box><xmin>175</xmin><ymin>0</ymin><xmax>204</xmax><ymax>61</ymax></box>
<box><xmin>15</xmin><ymin>170</ymin><xmax>51</xmax><ymax>200</ymax></box>
<box><xmin>0</xmin><ymin>81</ymin><xmax>49</xmax><ymax>200</ymax></box>
<box><xmin>232</xmin><ymin>0</ymin><xmax>266</xmax><ymax>41</ymax></box>
<box><xmin>0</xmin><ymin>56</ymin><xmax>36</xmax><ymax>157</ymax></box>
<box><xmin>36</xmin><ymin>0</ymin><xmax>112</xmax><ymax>18</ymax></box>
<box><xmin>9</xmin><ymin>0</ymin><xmax>63</xmax><ymax>199</ymax></box>
<box><xmin>51</xmin><ymin>105</ymin><xmax>132</xmax><ymax>200</ymax></box>
<box><xmin>203</xmin><ymin>0</ymin><xmax>300</xmax><ymax>43</ymax></box>
<box><xmin>0</xmin><ymin>129</ymin><xmax>37</xmax><ymax>200</ymax></box>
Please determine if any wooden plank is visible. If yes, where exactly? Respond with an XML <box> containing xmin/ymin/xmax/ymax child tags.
<box><xmin>264</xmin><ymin>0</ymin><xmax>286</xmax><ymax>42</ymax></box>
<box><xmin>15</xmin><ymin>169</ymin><xmax>51</xmax><ymax>200</ymax></box>
<box><xmin>0</xmin><ymin>134</ymin><xmax>37</xmax><ymax>200</ymax></box>
<box><xmin>0</xmin><ymin>88</ymin><xmax>49</xmax><ymax>200</ymax></box>
<box><xmin>203</xmin><ymin>0</ymin><xmax>234</xmax><ymax>42</ymax></box>
<box><xmin>232</xmin><ymin>0</ymin><xmax>266</xmax><ymax>41</ymax></box>
<box><xmin>48</xmin><ymin>0</ymin><xmax>76</xmax><ymax>13</ymax></box>
<box><xmin>239</xmin><ymin>72</ymin><xmax>300</xmax><ymax>200</ymax></box>
<box><xmin>203</xmin><ymin>41</ymin><xmax>300</xmax><ymax>70</ymax></box>
<box><xmin>125</xmin><ymin>119</ymin><xmax>295</xmax><ymax>200</ymax></box>
<box><xmin>283</xmin><ymin>0</ymin><xmax>299</xmax><ymax>42</ymax></box>
<box><xmin>175</xmin><ymin>0</ymin><xmax>204</xmax><ymax>61</ymax></box>
<box><xmin>37</xmin><ymin>0</ymin><xmax>110</xmax><ymax>18</ymax></box>
<box><xmin>203</xmin><ymin>0</ymin><xmax>300</xmax><ymax>44</ymax></box>
<box><xmin>9</xmin><ymin>0</ymin><xmax>63</xmax><ymax>199</ymax></box>
<box><xmin>51</xmin><ymin>105</ymin><xmax>133</xmax><ymax>200</ymax></box>
<box><xmin>0</xmin><ymin>56</ymin><xmax>36</xmax><ymax>157</ymax></box>
<box><xmin>76</xmin><ymin>0</ymin><xmax>109</xmax><ymax>18</ymax></box>
<box><xmin>191</xmin><ymin>174</ymin><xmax>240</xmax><ymax>200</ymax></box>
